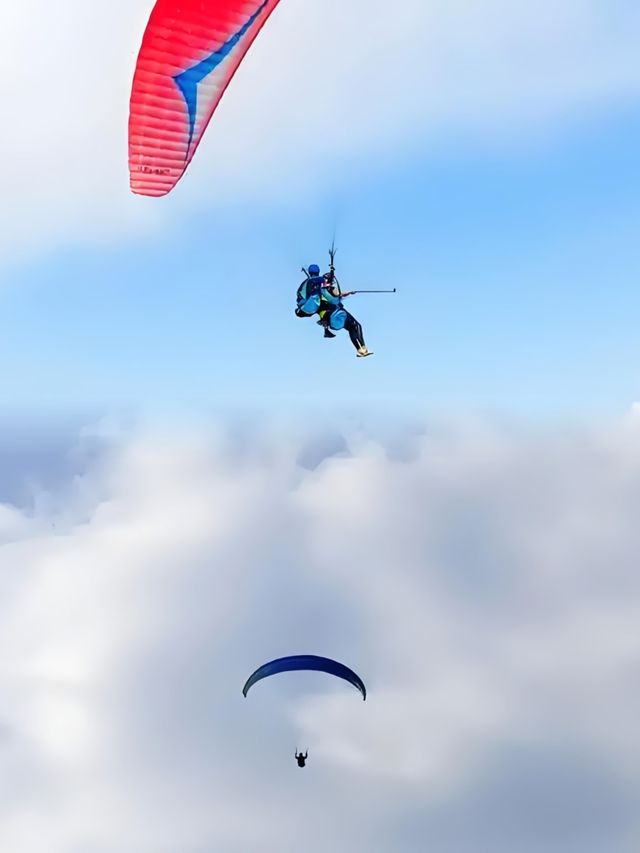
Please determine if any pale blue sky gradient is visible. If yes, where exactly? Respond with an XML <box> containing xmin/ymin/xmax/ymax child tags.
<box><xmin>2</xmin><ymin>99</ymin><xmax>639</xmax><ymax>416</ymax></box>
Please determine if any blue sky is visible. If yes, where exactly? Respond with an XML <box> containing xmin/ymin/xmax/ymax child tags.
<box><xmin>2</xmin><ymin>0</ymin><xmax>639</xmax><ymax>418</ymax></box>
<box><xmin>3</xmin><ymin>99</ymin><xmax>639</xmax><ymax>416</ymax></box>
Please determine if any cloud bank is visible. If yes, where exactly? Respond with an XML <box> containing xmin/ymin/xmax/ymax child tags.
<box><xmin>0</xmin><ymin>415</ymin><xmax>639</xmax><ymax>852</ymax></box>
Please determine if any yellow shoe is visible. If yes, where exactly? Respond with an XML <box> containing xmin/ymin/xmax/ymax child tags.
<box><xmin>356</xmin><ymin>346</ymin><xmax>373</xmax><ymax>357</ymax></box>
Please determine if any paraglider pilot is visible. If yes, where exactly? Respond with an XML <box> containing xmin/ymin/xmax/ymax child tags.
<box><xmin>295</xmin><ymin>750</ymin><xmax>308</xmax><ymax>768</ymax></box>
<box><xmin>296</xmin><ymin>264</ymin><xmax>372</xmax><ymax>357</ymax></box>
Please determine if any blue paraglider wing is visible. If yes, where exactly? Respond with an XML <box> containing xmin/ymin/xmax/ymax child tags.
<box><xmin>242</xmin><ymin>655</ymin><xmax>366</xmax><ymax>700</ymax></box>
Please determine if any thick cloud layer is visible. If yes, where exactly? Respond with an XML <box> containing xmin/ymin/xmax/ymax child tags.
<box><xmin>1</xmin><ymin>0</ymin><xmax>639</xmax><ymax>260</ymax></box>
<box><xmin>0</xmin><ymin>416</ymin><xmax>639</xmax><ymax>851</ymax></box>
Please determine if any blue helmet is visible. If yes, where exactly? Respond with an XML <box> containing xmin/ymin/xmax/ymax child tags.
<box><xmin>308</xmin><ymin>263</ymin><xmax>320</xmax><ymax>276</ymax></box>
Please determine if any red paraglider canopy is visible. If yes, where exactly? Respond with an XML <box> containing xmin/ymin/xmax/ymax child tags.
<box><xmin>129</xmin><ymin>0</ymin><xmax>282</xmax><ymax>196</ymax></box>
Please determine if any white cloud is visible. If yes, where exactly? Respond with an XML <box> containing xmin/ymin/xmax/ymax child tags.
<box><xmin>0</xmin><ymin>0</ymin><xmax>638</xmax><ymax>263</ymax></box>
<box><xmin>0</xmin><ymin>416</ymin><xmax>639</xmax><ymax>851</ymax></box>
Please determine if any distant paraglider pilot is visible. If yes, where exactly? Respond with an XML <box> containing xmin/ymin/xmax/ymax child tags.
<box><xmin>296</xmin><ymin>263</ymin><xmax>373</xmax><ymax>357</ymax></box>
<box><xmin>243</xmin><ymin>655</ymin><xmax>366</xmax><ymax>770</ymax></box>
